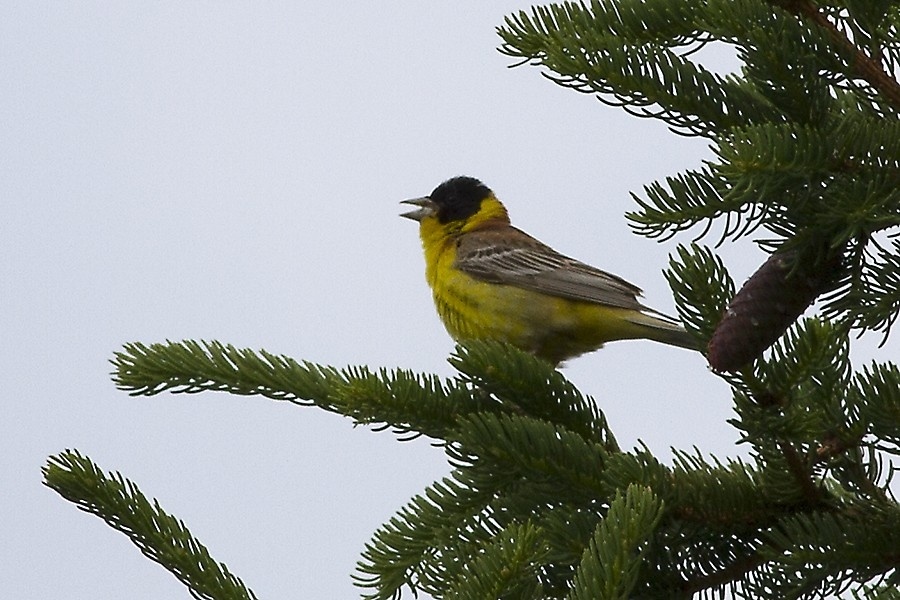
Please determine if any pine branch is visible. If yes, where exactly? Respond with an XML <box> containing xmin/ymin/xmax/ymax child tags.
<box><xmin>668</xmin><ymin>451</ymin><xmax>778</xmax><ymax>528</ymax></box>
<box><xmin>778</xmin><ymin>439</ymin><xmax>827</xmax><ymax>506</ymax></box>
<box><xmin>512</xmin><ymin>1</ymin><xmax>900</xmax><ymax>348</ymax></box>
<box><xmin>627</xmin><ymin>166</ymin><xmax>743</xmax><ymax>242</ymax></box>
<box><xmin>680</xmin><ymin>551</ymin><xmax>768</xmax><ymax>597</ymax></box>
<box><xmin>497</xmin><ymin>0</ymin><xmax>778</xmax><ymax>136</ymax></box>
<box><xmin>449</xmin><ymin>340</ymin><xmax>618</xmax><ymax>450</ymax></box>
<box><xmin>111</xmin><ymin>340</ymin><xmax>485</xmax><ymax>442</ymax></box>
<box><xmin>96</xmin><ymin>324</ymin><xmax>900</xmax><ymax>598</ymax></box>
<box><xmin>447</xmin><ymin>412</ymin><xmax>611</xmax><ymax>504</ymax></box>
<box><xmin>443</xmin><ymin>522</ymin><xmax>547</xmax><ymax>599</ymax></box>
<box><xmin>665</xmin><ymin>244</ymin><xmax>735</xmax><ymax>343</ymax></box>
<box><xmin>856</xmin><ymin>362</ymin><xmax>900</xmax><ymax>453</ymax></box>
<box><xmin>831</xmin><ymin>239</ymin><xmax>900</xmax><ymax>338</ymax></box>
<box><xmin>43</xmin><ymin>450</ymin><xmax>257</xmax><ymax>600</ymax></box>
<box><xmin>354</xmin><ymin>471</ymin><xmax>506</xmax><ymax>600</ymax></box>
<box><xmin>567</xmin><ymin>485</ymin><xmax>664</xmax><ymax>600</ymax></box>
<box><xmin>759</xmin><ymin>506</ymin><xmax>900</xmax><ymax>596</ymax></box>
<box><xmin>853</xmin><ymin>582</ymin><xmax>900</xmax><ymax>599</ymax></box>
<box><xmin>779</xmin><ymin>0</ymin><xmax>900</xmax><ymax>108</ymax></box>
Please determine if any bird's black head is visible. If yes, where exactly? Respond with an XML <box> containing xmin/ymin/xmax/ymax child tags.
<box><xmin>429</xmin><ymin>176</ymin><xmax>493</xmax><ymax>224</ymax></box>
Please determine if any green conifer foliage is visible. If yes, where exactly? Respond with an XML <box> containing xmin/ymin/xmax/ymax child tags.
<box><xmin>45</xmin><ymin>1</ymin><xmax>900</xmax><ymax>598</ymax></box>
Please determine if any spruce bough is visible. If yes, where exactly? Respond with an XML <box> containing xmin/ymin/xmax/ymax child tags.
<box><xmin>45</xmin><ymin>1</ymin><xmax>900</xmax><ymax>598</ymax></box>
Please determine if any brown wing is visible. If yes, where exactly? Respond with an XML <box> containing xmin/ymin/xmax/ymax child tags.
<box><xmin>454</xmin><ymin>226</ymin><xmax>651</xmax><ymax>312</ymax></box>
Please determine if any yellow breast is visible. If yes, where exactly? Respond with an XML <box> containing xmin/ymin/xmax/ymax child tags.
<box><xmin>420</xmin><ymin>226</ymin><xmax>645</xmax><ymax>364</ymax></box>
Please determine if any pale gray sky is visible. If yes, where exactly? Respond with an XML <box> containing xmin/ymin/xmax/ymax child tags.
<box><xmin>3</xmin><ymin>3</ymin><xmax>894</xmax><ymax>599</ymax></box>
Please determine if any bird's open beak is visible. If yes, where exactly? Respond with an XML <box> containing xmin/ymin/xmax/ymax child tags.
<box><xmin>400</xmin><ymin>197</ymin><xmax>437</xmax><ymax>222</ymax></box>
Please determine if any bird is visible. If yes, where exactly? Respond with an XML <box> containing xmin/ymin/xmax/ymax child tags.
<box><xmin>400</xmin><ymin>176</ymin><xmax>698</xmax><ymax>366</ymax></box>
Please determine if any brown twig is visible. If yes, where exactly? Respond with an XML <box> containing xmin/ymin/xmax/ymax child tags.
<box><xmin>778</xmin><ymin>440</ymin><xmax>824</xmax><ymax>505</ymax></box>
<box><xmin>815</xmin><ymin>434</ymin><xmax>892</xmax><ymax>503</ymax></box>
<box><xmin>777</xmin><ymin>0</ymin><xmax>900</xmax><ymax>108</ymax></box>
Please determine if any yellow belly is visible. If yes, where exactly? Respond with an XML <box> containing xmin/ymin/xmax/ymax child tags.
<box><xmin>429</xmin><ymin>267</ymin><xmax>647</xmax><ymax>365</ymax></box>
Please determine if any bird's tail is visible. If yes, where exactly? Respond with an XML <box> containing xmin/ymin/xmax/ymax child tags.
<box><xmin>625</xmin><ymin>311</ymin><xmax>700</xmax><ymax>351</ymax></box>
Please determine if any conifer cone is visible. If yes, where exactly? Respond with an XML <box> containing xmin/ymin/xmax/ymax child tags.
<box><xmin>707</xmin><ymin>247</ymin><xmax>841</xmax><ymax>371</ymax></box>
